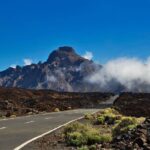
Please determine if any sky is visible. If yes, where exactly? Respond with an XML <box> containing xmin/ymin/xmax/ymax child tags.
<box><xmin>0</xmin><ymin>0</ymin><xmax>150</xmax><ymax>71</ymax></box>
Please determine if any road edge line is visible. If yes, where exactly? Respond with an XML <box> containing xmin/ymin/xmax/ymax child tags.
<box><xmin>14</xmin><ymin>109</ymin><xmax>101</xmax><ymax>150</ymax></box>
<box><xmin>14</xmin><ymin>116</ymin><xmax>84</xmax><ymax>150</ymax></box>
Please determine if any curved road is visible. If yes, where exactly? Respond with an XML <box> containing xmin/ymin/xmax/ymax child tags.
<box><xmin>0</xmin><ymin>95</ymin><xmax>118</xmax><ymax>150</ymax></box>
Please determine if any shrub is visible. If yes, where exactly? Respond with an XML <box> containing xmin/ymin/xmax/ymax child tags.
<box><xmin>64</xmin><ymin>122</ymin><xmax>85</xmax><ymax>136</ymax></box>
<box><xmin>96</xmin><ymin>108</ymin><xmax>121</xmax><ymax>125</ymax></box>
<box><xmin>86</xmin><ymin>128</ymin><xmax>101</xmax><ymax>144</ymax></box>
<box><xmin>54</xmin><ymin>108</ymin><xmax>60</xmax><ymax>112</ymax></box>
<box><xmin>99</xmin><ymin>134</ymin><xmax>112</xmax><ymax>143</ymax></box>
<box><xmin>112</xmin><ymin>117</ymin><xmax>138</xmax><ymax>136</ymax></box>
<box><xmin>101</xmin><ymin>108</ymin><xmax>119</xmax><ymax>115</ymax></box>
<box><xmin>77</xmin><ymin>146</ymin><xmax>89</xmax><ymax>150</ymax></box>
<box><xmin>104</xmin><ymin>114</ymin><xmax>116</xmax><ymax>125</ymax></box>
<box><xmin>67</xmin><ymin>131</ymin><xmax>87</xmax><ymax>146</ymax></box>
<box><xmin>84</xmin><ymin>113</ymin><xmax>93</xmax><ymax>120</ymax></box>
<box><xmin>96</xmin><ymin>113</ymin><xmax>118</xmax><ymax>125</ymax></box>
<box><xmin>96</xmin><ymin>116</ymin><xmax>105</xmax><ymax>125</ymax></box>
<box><xmin>64</xmin><ymin>122</ymin><xmax>101</xmax><ymax>146</ymax></box>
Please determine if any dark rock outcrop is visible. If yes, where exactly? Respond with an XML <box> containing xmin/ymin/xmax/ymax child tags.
<box><xmin>114</xmin><ymin>93</ymin><xmax>150</xmax><ymax>117</ymax></box>
<box><xmin>112</xmin><ymin>118</ymin><xmax>150</xmax><ymax>150</ymax></box>
<box><xmin>0</xmin><ymin>87</ymin><xmax>113</xmax><ymax>116</ymax></box>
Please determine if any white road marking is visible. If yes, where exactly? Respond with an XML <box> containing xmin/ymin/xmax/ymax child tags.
<box><xmin>0</xmin><ymin>127</ymin><xmax>6</xmax><ymax>130</ymax></box>
<box><xmin>14</xmin><ymin>110</ymin><xmax>99</xmax><ymax>150</ymax></box>
<box><xmin>14</xmin><ymin>116</ymin><xmax>84</xmax><ymax>150</ymax></box>
<box><xmin>25</xmin><ymin>121</ymin><xmax>35</xmax><ymax>124</ymax></box>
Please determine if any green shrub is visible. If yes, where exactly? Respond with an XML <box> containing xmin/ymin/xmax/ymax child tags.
<box><xmin>99</xmin><ymin>134</ymin><xmax>112</xmax><ymax>143</ymax></box>
<box><xmin>96</xmin><ymin>116</ymin><xmax>105</xmax><ymax>124</ymax></box>
<box><xmin>84</xmin><ymin>113</ymin><xmax>93</xmax><ymax>120</ymax></box>
<box><xmin>112</xmin><ymin>117</ymin><xmax>137</xmax><ymax>136</ymax></box>
<box><xmin>101</xmin><ymin>108</ymin><xmax>119</xmax><ymax>115</ymax></box>
<box><xmin>64</xmin><ymin>122</ymin><xmax>85</xmax><ymax>136</ymax></box>
<box><xmin>96</xmin><ymin>113</ymin><xmax>118</xmax><ymax>125</ymax></box>
<box><xmin>67</xmin><ymin>132</ymin><xmax>87</xmax><ymax>146</ymax></box>
<box><xmin>64</xmin><ymin>122</ymin><xmax>101</xmax><ymax>146</ymax></box>
<box><xmin>96</xmin><ymin>108</ymin><xmax>122</xmax><ymax>125</ymax></box>
<box><xmin>104</xmin><ymin>114</ymin><xmax>116</xmax><ymax>125</ymax></box>
<box><xmin>86</xmin><ymin>128</ymin><xmax>101</xmax><ymax>144</ymax></box>
<box><xmin>77</xmin><ymin>146</ymin><xmax>89</xmax><ymax>150</ymax></box>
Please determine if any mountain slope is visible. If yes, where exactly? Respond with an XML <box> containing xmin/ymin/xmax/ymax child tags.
<box><xmin>0</xmin><ymin>46</ymin><xmax>101</xmax><ymax>92</ymax></box>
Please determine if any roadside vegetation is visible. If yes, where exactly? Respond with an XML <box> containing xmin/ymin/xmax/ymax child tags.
<box><xmin>63</xmin><ymin>108</ymin><xmax>145</xmax><ymax>150</ymax></box>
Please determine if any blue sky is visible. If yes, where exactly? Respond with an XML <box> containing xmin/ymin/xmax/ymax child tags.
<box><xmin>0</xmin><ymin>0</ymin><xmax>150</xmax><ymax>70</ymax></box>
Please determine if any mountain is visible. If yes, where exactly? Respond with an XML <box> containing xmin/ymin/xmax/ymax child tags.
<box><xmin>0</xmin><ymin>46</ymin><xmax>101</xmax><ymax>92</ymax></box>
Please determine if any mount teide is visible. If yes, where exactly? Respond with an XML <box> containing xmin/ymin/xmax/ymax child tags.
<box><xmin>0</xmin><ymin>46</ymin><xmax>101</xmax><ymax>92</ymax></box>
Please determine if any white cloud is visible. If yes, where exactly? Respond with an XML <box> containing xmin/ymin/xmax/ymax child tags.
<box><xmin>23</xmin><ymin>58</ymin><xmax>33</xmax><ymax>66</ymax></box>
<box><xmin>83</xmin><ymin>51</ymin><xmax>93</xmax><ymax>60</ymax></box>
<box><xmin>86</xmin><ymin>57</ymin><xmax>150</xmax><ymax>92</ymax></box>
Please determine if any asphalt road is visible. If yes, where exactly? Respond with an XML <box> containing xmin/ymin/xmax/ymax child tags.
<box><xmin>0</xmin><ymin>95</ymin><xmax>118</xmax><ymax>150</ymax></box>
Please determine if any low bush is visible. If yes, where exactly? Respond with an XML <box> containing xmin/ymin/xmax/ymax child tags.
<box><xmin>64</xmin><ymin>122</ymin><xmax>113</xmax><ymax>147</ymax></box>
<box><xmin>96</xmin><ymin>116</ymin><xmax>105</xmax><ymax>124</ymax></box>
<box><xmin>95</xmin><ymin>108</ymin><xmax>122</xmax><ymax>125</ymax></box>
<box><xmin>67</xmin><ymin>131</ymin><xmax>87</xmax><ymax>146</ymax></box>
<box><xmin>96</xmin><ymin>113</ymin><xmax>119</xmax><ymax>125</ymax></box>
<box><xmin>86</xmin><ymin>128</ymin><xmax>101</xmax><ymax>144</ymax></box>
<box><xmin>101</xmin><ymin>108</ymin><xmax>119</xmax><ymax>115</ymax></box>
<box><xmin>112</xmin><ymin>117</ymin><xmax>138</xmax><ymax>136</ymax></box>
<box><xmin>64</xmin><ymin>122</ymin><xmax>102</xmax><ymax>146</ymax></box>
<box><xmin>104</xmin><ymin>114</ymin><xmax>116</xmax><ymax>125</ymax></box>
<box><xmin>77</xmin><ymin>146</ymin><xmax>89</xmax><ymax>150</ymax></box>
<box><xmin>64</xmin><ymin>122</ymin><xmax>85</xmax><ymax>136</ymax></box>
<box><xmin>84</xmin><ymin>113</ymin><xmax>93</xmax><ymax>120</ymax></box>
<box><xmin>99</xmin><ymin>134</ymin><xmax>112</xmax><ymax>143</ymax></box>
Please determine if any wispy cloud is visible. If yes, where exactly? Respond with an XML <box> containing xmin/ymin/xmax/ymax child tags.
<box><xmin>83</xmin><ymin>51</ymin><xmax>93</xmax><ymax>60</ymax></box>
<box><xmin>23</xmin><ymin>58</ymin><xmax>33</xmax><ymax>66</ymax></box>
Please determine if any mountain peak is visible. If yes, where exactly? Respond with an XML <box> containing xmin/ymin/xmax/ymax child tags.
<box><xmin>58</xmin><ymin>46</ymin><xmax>75</xmax><ymax>53</ymax></box>
<box><xmin>47</xmin><ymin>46</ymin><xmax>87</xmax><ymax>66</ymax></box>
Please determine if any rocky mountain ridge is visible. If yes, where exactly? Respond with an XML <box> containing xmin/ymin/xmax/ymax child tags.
<box><xmin>0</xmin><ymin>46</ymin><xmax>101</xmax><ymax>92</ymax></box>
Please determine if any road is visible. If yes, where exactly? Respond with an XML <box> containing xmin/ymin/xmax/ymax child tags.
<box><xmin>0</xmin><ymin>95</ymin><xmax>118</xmax><ymax>150</ymax></box>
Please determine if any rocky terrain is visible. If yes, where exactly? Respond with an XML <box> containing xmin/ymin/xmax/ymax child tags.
<box><xmin>114</xmin><ymin>92</ymin><xmax>150</xmax><ymax>117</ymax></box>
<box><xmin>112</xmin><ymin>118</ymin><xmax>150</xmax><ymax>150</ymax></box>
<box><xmin>0</xmin><ymin>46</ymin><xmax>101</xmax><ymax>92</ymax></box>
<box><xmin>0</xmin><ymin>87</ymin><xmax>113</xmax><ymax>117</ymax></box>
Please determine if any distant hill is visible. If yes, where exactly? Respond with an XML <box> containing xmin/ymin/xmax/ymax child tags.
<box><xmin>0</xmin><ymin>46</ymin><xmax>101</xmax><ymax>92</ymax></box>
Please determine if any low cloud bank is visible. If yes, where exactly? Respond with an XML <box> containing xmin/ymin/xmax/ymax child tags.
<box><xmin>86</xmin><ymin>57</ymin><xmax>150</xmax><ymax>92</ymax></box>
